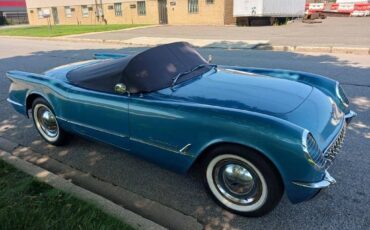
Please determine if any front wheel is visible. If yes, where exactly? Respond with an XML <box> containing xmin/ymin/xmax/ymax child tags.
<box><xmin>202</xmin><ymin>145</ymin><xmax>283</xmax><ymax>217</ymax></box>
<box><xmin>32</xmin><ymin>98</ymin><xmax>67</xmax><ymax>146</ymax></box>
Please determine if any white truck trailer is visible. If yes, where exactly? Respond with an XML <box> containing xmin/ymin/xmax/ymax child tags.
<box><xmin>233</xmin><ymin>0</ymin><xmax>306</xmax><ymax>26</ymax></box>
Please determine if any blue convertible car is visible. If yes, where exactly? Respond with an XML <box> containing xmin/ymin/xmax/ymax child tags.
<box><xmin>6</xmin><ymin>42</ymin><xmax>355</xmax><ymax>216</ymax></box>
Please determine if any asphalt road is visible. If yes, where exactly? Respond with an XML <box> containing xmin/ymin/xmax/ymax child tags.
<box><xmin>75</xmin><ymin>17</ymin><xmax>370</xmax><ymax>48</ymax></box>
<box><xmin>0</xmin><ymin>38</ymin><xmax>369</xmax><ymax>230</ymax></box>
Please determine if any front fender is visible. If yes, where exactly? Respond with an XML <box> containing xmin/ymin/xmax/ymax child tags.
<box><xmin>187</xmin><ymin>106</ymin><xmax>325</xmax><ymax>204</ymax></box>
<box><xmin>220</xmin><ymin>66</ymin><xmax>349</xmax><ymax>113</ymax></box>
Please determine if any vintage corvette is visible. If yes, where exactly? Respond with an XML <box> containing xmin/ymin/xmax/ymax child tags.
<box><xmin>6</xmin><ymin>42</ymin><xmax>355</xmax><ymax>216</ymax></box>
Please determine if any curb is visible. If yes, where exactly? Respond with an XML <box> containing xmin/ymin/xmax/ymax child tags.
<box><xmin>0</xmin><ymin>137</ymin><xmax>203</xmax><ymax>230</ymax></box>
<box><xmin>0</xmin><ymin>149</ymin><xmax>166</xmax><ymax>230</ymax></box>
<box><xmin>257</xmin><ymin>45</ymin><xmax>370</xmax><ymax>55</ymax></box>
<box><xmin>1</xmin><ymin>35</ymin><xmax>369</xmax><ymax>55</ymax></box>
<box><xmin>61</xmin><ymin>25</ymin><xmax>160</xmax><ymax>38</ymax></box>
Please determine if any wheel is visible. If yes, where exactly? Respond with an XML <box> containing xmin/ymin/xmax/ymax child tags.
<box><xmin>31</xmin><ymin>97</ymin><xmax>67</xmax><ymax>146</ymax></box>
<box><xmin>202</xmin><ymin>145</ymin><xmax>283</xmax><ymax>217</ymax></box>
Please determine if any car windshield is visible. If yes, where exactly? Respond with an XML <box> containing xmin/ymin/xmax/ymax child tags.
<box><xmin>171</xmin><ymin>63</ymin><xmax>217</xmax><ymax>88</ymax></box>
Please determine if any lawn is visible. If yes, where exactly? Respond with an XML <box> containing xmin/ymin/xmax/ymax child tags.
<box><xmin>0</xmin><ymin>24</ymin><xmax>147</xmax><ymax>37</ymax></box>
<box><xmin>0</xmin><ymin>159</ymin><xmax>134</xmax><ymax>230</ymax></box>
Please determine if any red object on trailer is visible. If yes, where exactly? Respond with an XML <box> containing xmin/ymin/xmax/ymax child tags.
<box><xmin>306</xmin><ymin>2</ymin><xmax>370</xmax><ymax>16</ymax></box>
<box><xmin>354</xmin><ymin>3</ymin><xmax>370</xmax><ymax>11</ymax></box>
<box><xmin>330</xmin><ymin>3</ymin><xmax>339</xmax><ymax>11</ymax></box>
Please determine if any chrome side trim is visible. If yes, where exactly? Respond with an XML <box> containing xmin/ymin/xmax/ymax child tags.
<box><xmin>57</xmin><ymin>116</ymin><xmax>194</xmax><ymax>158</ymax></box>
<box><xmin>292</xmin><ymin>171</ymin><xmax>336</xmax><ymax>189</ymax></box>
<box><xmin>56</xmin><ymin>116</ymin><xmax>127</xmax><ymax>138</ymax></box>
<box><xmin>6</xmin><ymin>98</ymin><xmax>23</xmax><ymax>107</ymax></box>
<box><xmin>130</xmin><ymin>137</ymin><xmax>194</xmax><ymax>158</ymax></box>
<box><xmin>179</xmin><ymin>144</ymin><xmax>192</xmax><ymax>154</ymax></box>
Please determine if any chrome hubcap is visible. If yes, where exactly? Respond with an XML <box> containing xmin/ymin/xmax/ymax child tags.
<box><xmin>223</xmin><ymin>164</ymin><xmax>255</xmax><ymax>195</ymax></box>
<box><xmin>214</xmin><ymin>160</ymin><xmax>262</xmax><ymax>205</ymax></box>
<box><xmin>35</xmin><ymin>105</ymin><xmax>58</xmax><ymax>138</ymax></box>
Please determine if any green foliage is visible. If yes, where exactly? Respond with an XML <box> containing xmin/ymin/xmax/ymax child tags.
<box><xmin>0</xmin><ymin>160</ymin><xmax>134</xmax><ymax>230</ymax></box>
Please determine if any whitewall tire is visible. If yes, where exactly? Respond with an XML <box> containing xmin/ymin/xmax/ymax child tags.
<box><xmin>31</xmin><ymin>97</ymin><xmax>67</xmax><ymax>146</ymax></box>
<box><xmin>202</xmin><ymin>145</ymin><xmax>283</xmax><ymax>217</ymax></box>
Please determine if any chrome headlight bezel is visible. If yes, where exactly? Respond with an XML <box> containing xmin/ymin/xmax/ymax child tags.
<box><xmin>302</xmin><ymin>130</ymin><xmax>326</xmax><ymax>171</ymax></box>
<box><xmin>336</xmin><ymin>82</ymin><xmax>349</xmax><ymax>107</ymax></box>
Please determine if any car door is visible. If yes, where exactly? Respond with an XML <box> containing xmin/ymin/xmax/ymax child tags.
<box><xmin>62</xmin><ymin>85</ymin><xmax>130</xmax><ymax>150</ymax></box>
<box><xmin>127</xmin><ymin>93</ymin><xmax>201</xmax><ymax>173</ymax></box>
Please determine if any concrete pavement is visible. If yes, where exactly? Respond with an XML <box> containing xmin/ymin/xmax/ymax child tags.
<box><xmin>74</xmin><ymin>17</ymin><xmax>370</xmax><ymax>48</ymax></box>
<box><xmin>2</xmin><ymin>17</ymin><xmax>369</xmax><ymax>55</ymax></box>
<box><xmin>0</xmin><ymin>38</ymin><xmax>370</xmax><ymax>229</ymax></box>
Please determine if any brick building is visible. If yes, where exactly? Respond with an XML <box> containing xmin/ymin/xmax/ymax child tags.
<box><xmin>26</xmin><ymin>0</ymin><xmax>236</xmax><ymax>26</ymax></box>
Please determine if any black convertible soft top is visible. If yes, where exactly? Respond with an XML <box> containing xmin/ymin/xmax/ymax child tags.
<box><xmin>67</xmin><ymin>42</ymin><xmax>210</xmax><ymax>93</ymax></box>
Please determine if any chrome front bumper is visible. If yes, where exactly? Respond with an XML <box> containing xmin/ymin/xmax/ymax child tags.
<box><xmin>292</xmin><ymin>171</ymin><xmax>336</xmax><ymax>189</ymax></box>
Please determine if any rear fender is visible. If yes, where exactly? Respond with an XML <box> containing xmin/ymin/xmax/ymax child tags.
<box><xmin>6</xmin><ymin>70</ymin><xmax>51</xmax><ymax>116</ymax></box>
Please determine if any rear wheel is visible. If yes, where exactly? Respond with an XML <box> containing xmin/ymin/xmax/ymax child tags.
<box><xmin>31</xmin><ymin>98</ymin><xmax>67</xmax><ymax>146</ymax></box>
<box><xmin>202</xmin><ymin>145</ymin><xmax>283</xmax><ymax>217</ymax></box>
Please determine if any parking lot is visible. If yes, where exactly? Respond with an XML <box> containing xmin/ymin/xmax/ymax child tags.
<box><xmin>0</xmin><ymin>37</ymin><xmax>369</xmax><ymax>229</ymax></box>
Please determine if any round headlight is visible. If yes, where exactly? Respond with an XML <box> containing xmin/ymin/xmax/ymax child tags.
<box><xmin>336</xmin><ymin>83</ymin><xmax>349</xmax><ymax>107</ymax></box>
<box><xmin>302</xmin><ymin>130</ymin><xmax>326</xmax><ymax>170</ymax></box>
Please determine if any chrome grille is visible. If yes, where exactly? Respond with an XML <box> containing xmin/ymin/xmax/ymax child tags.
<box><xmin>324</xmin><ymin>124</ymin><xmax>347</xmax><ymax>169</ymax></box>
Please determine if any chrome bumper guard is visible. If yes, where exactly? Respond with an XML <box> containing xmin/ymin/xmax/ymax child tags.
<box><xmin>344</xmin><ymin>110</ymin><xmax>357</xmax><ymax>124</ymax></box>
<box><xmin>293</xmin><ymin>171</ymin><xmax>336</xmax><ymax>189</ymax></box>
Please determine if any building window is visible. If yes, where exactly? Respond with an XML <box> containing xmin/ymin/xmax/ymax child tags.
<box><xmin>81</xmin><ymin>5</ymin><xmax>89</xmax><ymax>17</ymax></box>
<box><xmin>188</xmin><ymin>0</ymin><xmax>199</xmax><ymax>13</ymax></box>
<box><xmin>37</xmin><ymin>8</ymin><xmax>43</xmax><ymax>18</ymax></box>
<box><xmin>114</xmin><ymin>3</ymin><xmax>122</xmax><ymax>16</ymax></box>
<box><xmin>65</xmin><ymin>6</ymin><xmax>72</xmax><ymax>18</ymax></box>
<box><xmin>206</xmin><ymin>0</ymin><xmax>214</xmax><ymax>4</ymax></box>
<box><xmin>137</xmin><ymin>1</ymin><xmax>146</xmax><ymax>16</ymax></box>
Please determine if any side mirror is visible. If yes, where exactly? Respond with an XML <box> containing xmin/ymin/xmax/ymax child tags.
<box><xmin>114</xmin><ymin>83</ymin><xmax>127</xmax><ymax>94</ymax></box>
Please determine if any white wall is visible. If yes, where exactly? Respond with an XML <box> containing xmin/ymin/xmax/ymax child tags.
<box><xmin>233</xmin><ymin>0</ymin><xmax>306</xmax><ymax>17</ymax></box>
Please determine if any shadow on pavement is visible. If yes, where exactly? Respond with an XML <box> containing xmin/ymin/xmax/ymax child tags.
<box><xmin>0</xmin><ymin>47</ymin><xmax>369</xmax><ymax>229</ymax></box>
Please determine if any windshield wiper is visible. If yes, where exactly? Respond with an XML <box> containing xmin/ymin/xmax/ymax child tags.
<box><xmin>171</xmin><ymin>64</ymin><xmax>217</xmax><ymax>89</ymax></box>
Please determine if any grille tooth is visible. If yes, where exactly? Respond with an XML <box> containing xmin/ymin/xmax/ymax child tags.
<box><xmin>323</xmin><ymin>125</ymin><xmax>346</xmax><ymax>169</ymax></box>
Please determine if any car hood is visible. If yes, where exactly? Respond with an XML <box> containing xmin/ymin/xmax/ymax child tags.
<box><xmin>280</xmin><ymin>87</ymin><xmax>345</xmax><ymax>149</ymax></box>
<box><xmin>159</xmin><ymin>68</ymin><xmax>313</xmax><ymax>115</ymax></box>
